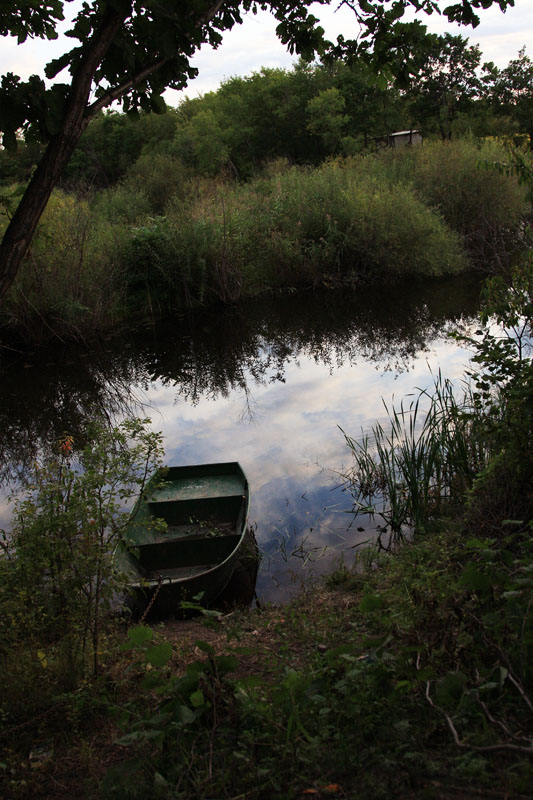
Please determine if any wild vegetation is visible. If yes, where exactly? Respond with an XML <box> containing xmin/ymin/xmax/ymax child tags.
<box><xmin>0</xmin><ymin>419</ymin><xmax>164</xmax><ymax>708</ymax></box>
<box><xmin>0</xmin><ymin>36</ymin><xmax>532</xmax><ymax>341</ymax></box>
<box><xmin>0</xmin><ymin>136</ymin><xmax>529</xmax><ymax>342</ymax></box>
<box><xmin>1</xmin><ymin>7</ymin><xmax>532</xmax><ymax>795</ymax></box>
<box><xmin>1</xmin><ymin>253</ymin><xmax>531</xmax><ymax>799</ymax></box>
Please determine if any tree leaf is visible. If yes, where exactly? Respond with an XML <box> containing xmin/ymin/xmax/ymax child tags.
<box><xmin>214</xmin><ymin>654</ymin><xmax>238</xmax><ymax>675</ymax></box>
<box><xmin>189</xmin><ymin>689</ymin><xmax>205</xmax><ymax>708</ymax></box>
<box><xmin>435</xmin><ymin>670</ymin><xmax>468</xmax><ymax>707</ymax></box>
<box><xmin>127</xmin><ymin>625</ymin><xmax>153</xmax><ymax>646</ymax></box>
<box><xmin>459</xmin><ymin>565</ymin><xmax>491</xmax><ymax>592</ymax></box>
<box><xmin>194</xmin><ymin>639</ymin><xmax>215</xmax><ymax>656</ymax></box>
<box><xmin>146</xmin><ymin>642</ymin><xmax>173</xmax><ymax>667</ymax></box>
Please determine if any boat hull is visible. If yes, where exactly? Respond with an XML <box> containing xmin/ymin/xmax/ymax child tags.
<box><xmin>119</xmin><ymin>462</ymin><xmax>250</xmax><ymax>617</ymax></box>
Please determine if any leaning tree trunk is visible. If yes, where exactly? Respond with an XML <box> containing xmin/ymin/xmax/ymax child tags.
<box><xmin>0</xmin><ymin>1</ymin><xmax>230</xmax><ymax>303</ymax></box>
<box><xmin>0</xmin><ymin>10</ymin><xmax>125</xmax><ymax>302</ymax></box>
<box><xmin>0</xmin><ymin>123</ymin><xmax>90</xmax><ymax>300</ymax></box>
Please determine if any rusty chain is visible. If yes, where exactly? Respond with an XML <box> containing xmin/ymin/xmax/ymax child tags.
<box><xmin>138</xmin><ymin>574</ymin><xmax>163</xmax><ymax>624</ymax></box>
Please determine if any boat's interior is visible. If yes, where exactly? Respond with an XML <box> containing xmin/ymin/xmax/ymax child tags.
<box><xmin>133</xmin><ymin>492</ymin><xmax>247</xmax><ymax>578</ymax></box>
<box><xmin>137</xmin><ymin>527</ymin><xmax>242</xmax><ymax>573</ymax></box>
<box><xmin>123</xmin><ymin>464</ymin><xmax>249</xmax><ymax>583</ymax></box>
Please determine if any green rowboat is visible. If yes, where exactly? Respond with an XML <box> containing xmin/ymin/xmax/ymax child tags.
<box><xmin>119</xmin><ymin>462</ymin><xmax>250</xmax><ymax>616</ymax></box>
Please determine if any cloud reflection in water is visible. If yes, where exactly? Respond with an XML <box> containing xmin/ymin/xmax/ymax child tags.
<box><xmin>0</xmin><ymin>277</ymin><xmax>481</xmax><ymax>601</ymax></box>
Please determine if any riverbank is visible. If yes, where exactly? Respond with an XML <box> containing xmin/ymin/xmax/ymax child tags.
<box><xmin>0</xmin><ymin>139</ymin><xmax>529</xmax><ymax>345</ymax></box>
<box><xmin>2</xmin><ymin>517</ymin><xmax>532</xmax><ymax>799</ymax></box>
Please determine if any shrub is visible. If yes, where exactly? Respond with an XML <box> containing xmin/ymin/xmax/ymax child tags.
<box><xmin>368</xmin><ymin>139</ymin><xmax>530</xmax><ymax>266</ymax></box>
<box><xmin>0</xmin><ymin>417</ymin><xmax>164</xmax><ymax>715</ymax></box>
<box><xmin>152</xmin><ymin>160</ymin><xmax>467</xmax><ymax>306</ymax></box>
<box><xmin>120</xmin><ymin>153</ymin><xmax>192</xmax><ymax>214</ymax></box>
<box><xmin>5</xmin><ymin>189</ymin><xmax>128</xmax><ymax>340</ymax></box>
<box><xmin>2</xmin><ymin>140</ymin><xmax>529</xmax><ymax>340</ymax></box>
<box><xmin>92</xmin><ymin>181</ymin><xmax>152</xmax><ymax>224</ymax></box>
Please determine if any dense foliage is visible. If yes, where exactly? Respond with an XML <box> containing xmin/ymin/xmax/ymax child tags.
<box><xmin>0</xmin><ymin>0</ymin><xmax>515</xmax><ymax>300</ymax></box>
<box><xmin>0</xmin><ymin>20</ymin><xmax>531</xmax><ymax>341</ymax></box>
<box><xmin>0</xmin><ymin>138</ymin><xmax>529</xmax><ymax>342</ymax></box>
<box><xmin>99</xmin><ymin>249</ymin><xmax>533</xmax><ymax>800</ymax></box>
<box><xmin>0</xmin><ymin>418</ymin><xmax>164</xmax><ymax>702</ymax></box>
<box><xmin>3</xmin><ymin>39</ymin><xmax>532</xmax><ymax>192</ymax></box>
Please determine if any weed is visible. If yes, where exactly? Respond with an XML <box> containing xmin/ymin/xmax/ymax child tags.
<box><xmin>0</xmin><ymin>417</ymin><xmax>164</xmax><ymax>730</ymax></box>
<box><xmin>3</xmin><ymin>139</ymin><xmax>529</xmax><ymax>342</ymax></box>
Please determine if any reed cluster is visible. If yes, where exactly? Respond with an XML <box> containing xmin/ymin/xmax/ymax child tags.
<box><xmin>343</xmin><ymin>256</ymin><xmax>533</xmax><ymax>548</ymax></box>
<box><xmin>343</xmin><ymin>373</ymin><xmax>490</xmax><ymax>542</ymax></box>
<box><xmin>1</xmin><ymin>139</ymin><xmax>529</xmax><ymax>341</ymax></box>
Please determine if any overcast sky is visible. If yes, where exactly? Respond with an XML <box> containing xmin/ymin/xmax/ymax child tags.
<box><xmin>0</xmin><ymin>1</ymin><xmax>531</xmax><ymax>107</ymax></box>
<box><xmin>169</xmin><ymin>0</ymin><xmax>533</xmax><ymax>103</ymax></box>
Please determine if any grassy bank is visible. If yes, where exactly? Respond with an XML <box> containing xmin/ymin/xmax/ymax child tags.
<box><xmin>2</xmin><ymin>524</ymin><xmax>531</xmax><ymax>799</ymax></box>
<box><xmin>1</xmin><ymin>138</ymin><xmax>530</xmax><ymax>343</ymax></box>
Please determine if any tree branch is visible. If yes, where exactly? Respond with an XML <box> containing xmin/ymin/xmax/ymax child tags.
<box><xmin>87</xmin><ymin>0</ymin><xmax>228</xmax><ymax>118</ymax></box>
<box><xmin>425</xmin><ymin>681</ymin><xmax>533</xmax><ymax>755</ymax></box>
<box><xmin>88</xmin><ymin>57</ymin><xmax>169</xmax><ymax>116</ymax></box>
<box><xmin>0</xmin><ymin>7</ymin><xmax>127</xmax><ymax>300</ymax></box>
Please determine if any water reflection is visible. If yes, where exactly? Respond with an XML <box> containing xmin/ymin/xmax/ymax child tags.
<box><xmin>0</xmin><ymin>275</ymin><xmax>481</xmax><ymax>601</ymax></box>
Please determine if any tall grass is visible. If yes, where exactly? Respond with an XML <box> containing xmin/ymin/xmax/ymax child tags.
<box><xmin>2</xmin><ymin>139</ymin><xmax>529</xmax><ymax>340</ymax></box>
<box><xmin>125</xmin><ymin>158</ymin><xmax>467</xmax><ymax>309</ymax></box>
<box><xmin>358</xmin><ymin>138</ymin><xmax>530</xmax><ymax>265</ymax></box>
<box><xmin>3</xmin><ymin>190</ymin><xmax>128</xmax><ymax>341</ymax></box>
<box><xmin>343</xmin><ymin>372</ymin><xmax>490</xmax><ymax>542</ymax></box>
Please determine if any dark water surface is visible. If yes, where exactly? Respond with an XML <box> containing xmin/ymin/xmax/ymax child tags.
<box><xmin>0</xmin><ymin>275</ymin><xmax>482</xmax><ymax>602</ymax></box>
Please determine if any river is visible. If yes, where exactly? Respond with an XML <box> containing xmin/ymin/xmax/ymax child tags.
<box><xmin>0</xmin><ymin>274</ymin><xmax>482</xmax><ymax>602</ymax></box>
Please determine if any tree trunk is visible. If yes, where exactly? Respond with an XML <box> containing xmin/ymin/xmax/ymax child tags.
<box><xmin>0</xmin><ymin>1</ymin><xmax>229</xmax><ymax>303</ymax></box>
<box><xmin>0</xmin><ymin>9</ymin><xmax>125</xmax><ymax>301</ymax></box>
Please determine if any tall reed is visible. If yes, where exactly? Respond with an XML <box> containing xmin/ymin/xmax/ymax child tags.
<box><xmin>343</xmin><ymin>372</ymin><xmax>490</xmax><ymax>543</ymax></box>
<box><xmin>4</xmin><ymin>189</ymin><xmax>128</xmax><ymax>341</ymax></box>
<box><xmin>356</xmin><ymin>138</ymin><xmax>530</xmax><ymax>266</ymax></box>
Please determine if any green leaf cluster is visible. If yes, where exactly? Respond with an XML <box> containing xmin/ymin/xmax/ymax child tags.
<box><xmin>0</xmin><ymin>416</ymin><xmax>165</xmax><ymax>686</ymax></box>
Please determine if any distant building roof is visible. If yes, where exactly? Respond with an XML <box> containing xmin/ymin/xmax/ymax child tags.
<box><xmin>390</xmin><ymin>130</ymin><xmax>421</xmax><ymax>137</ymax></box>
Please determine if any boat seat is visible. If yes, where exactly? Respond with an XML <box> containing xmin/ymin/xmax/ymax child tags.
<box><xmin>149</xmin><ymin>521</ymin><xmax>235</xmax><ymax>543</ymax></box>
<box><xmin>148</xmin><ymin>474</ymin><xmax>244</xmax><ymax>503</ymax></box>
<box><xmin>136</xmin><ymin>532</ymin><xmax>241</xmax><ymax>571</ymax></box>
<box><xmin>148</xmin><ymin>493</ymin><xmax>245</xmax><ymax>526</ymax></box>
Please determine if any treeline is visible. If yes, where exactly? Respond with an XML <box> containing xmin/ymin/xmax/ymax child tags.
<box><xmin>1</xmin><ymin>35</ymin><xmax>532</xmax><ymax>190</ymax></box>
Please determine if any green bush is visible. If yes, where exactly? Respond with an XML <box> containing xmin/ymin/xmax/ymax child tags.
<box><xmin>121</xmin><ymin>153</ymin><xmax>192</xmax><ymax>214</ymax></box>
<box><xmin>2</xmin><ymin>140</ymin><xmax>529</xmax><ymax>339</ymax></box>
<box><xmin>0</xmin><ymin>418</ymin><xmax>164</xmax><ymax>722</ymax></box>
<box><xmin>157</xmin><ymin>160</ymin><xmax>467</xmax><ymax>303</ymax></box>
<box><xmin>4</xmin><ymin>189</ymin><xmax>128</xmax><ymax>339</ymax></box>
<box><xmin>363</xmin><ymin>139</ymin><xmax>530</xmax><ymax>264</ymax></box>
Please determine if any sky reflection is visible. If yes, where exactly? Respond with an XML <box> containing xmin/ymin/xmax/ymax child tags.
<box><xmin>0</xmin><ymin>277</ymin><xmax>481</xmax><ymax>602</ymax></box>
<box><xmin>142</xmin><ymin>334</ymin><xmax>473</xmax><ymax>601</ymax></box>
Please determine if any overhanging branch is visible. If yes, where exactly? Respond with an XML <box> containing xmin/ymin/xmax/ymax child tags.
<box><xmin>87</xmin><ymin>0</ymin><xmax>227</xmax><ymax>118</ymax></box>
<box><xmin>87</xmin><ymin>57</ymin><xmax>170</xmax><ymax>116</ymax></box>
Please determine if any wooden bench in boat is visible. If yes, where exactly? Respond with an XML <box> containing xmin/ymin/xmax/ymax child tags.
<box><xmin>136</xmin><ymin>532</ymin><xmax>242</xmax><ymax>579</ymax></box>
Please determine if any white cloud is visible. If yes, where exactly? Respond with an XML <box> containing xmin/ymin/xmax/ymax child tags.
<box><xmin>141</xmin><ymin>335</ymin><xmax>471</xmax><ymax>504</ymax></box>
